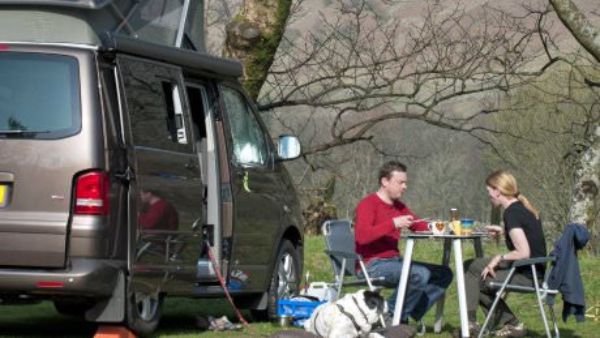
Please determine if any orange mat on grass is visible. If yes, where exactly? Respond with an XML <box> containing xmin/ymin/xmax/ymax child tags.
<box><xmin>93</xmin><ymin>325</ymin><xmax>136</xmax><ymax>338</ymax></box>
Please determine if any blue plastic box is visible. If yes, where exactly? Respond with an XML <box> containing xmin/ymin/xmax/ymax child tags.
<box><xmin>277</xmin><ymin>299</ymin><xmax>326</xmax><ymax>319</ymax></box>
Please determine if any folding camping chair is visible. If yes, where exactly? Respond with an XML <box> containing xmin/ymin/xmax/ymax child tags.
<box><xmin>321</xmin><ymin>219</ymin><xmax>386</xmax><ymax>300</ymax></box>
<box><xmin>478</xmin><ymin>256</ymin><xmax>560</xmax><ymax>338</ymax></box>
<box><xmin>323</xmin><ymin>219</ymin><xmax>430</xmax><ymax>334</ymax></box>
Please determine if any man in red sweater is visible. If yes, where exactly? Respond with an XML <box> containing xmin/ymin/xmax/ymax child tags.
<box><xmin>139</xmin><ymin>190</ymin><xmax>179</xmax><ymax>231</ymax></box>
<box><xmin>355</xmin><ymin>161</ymin><xmax>452</xmax><ymax>323</ymax></box>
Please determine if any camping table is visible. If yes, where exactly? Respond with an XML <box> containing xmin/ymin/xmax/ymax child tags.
<box><xmin>391</xmin><ymin>232</ymin><xmax>487</xmax><ymax>338</ymax></box>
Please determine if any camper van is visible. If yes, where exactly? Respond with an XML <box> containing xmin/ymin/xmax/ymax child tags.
<box><xmin>0</xmin><ymin>0</ymin><xmax>303</xmax><ymax>335</ymax></box>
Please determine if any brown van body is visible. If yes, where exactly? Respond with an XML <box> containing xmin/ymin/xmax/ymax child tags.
<box><xmin>0</xmin><ymin>2</ymin><xmax>303</xmax><ymax>334</ymax></box>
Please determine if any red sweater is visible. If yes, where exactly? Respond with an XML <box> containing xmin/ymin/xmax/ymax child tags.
<box><xmin>354</xmin><ymin>193</ymin><xmax>427</xmax><ymax>264</ymax></box>
<box><xmin>139</xmin><ymin>199</ymin><xmax>179</xmax><ymax>231</ymax></box>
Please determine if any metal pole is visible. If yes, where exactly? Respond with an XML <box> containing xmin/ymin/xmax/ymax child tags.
<box><xmin>392</xmin><ymin>238</ymin><xmax>414</xmax><ymax>326</ymax></box>
<box><xmin>453</xmin><ymin>239</ymin><xmax>469</xmax><ymax>337</ymax></box>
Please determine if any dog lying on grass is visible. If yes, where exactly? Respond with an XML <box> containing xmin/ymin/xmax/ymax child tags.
<box><xmin>304</xmin><ymin>289</ymin><xmax>387</xmax><ymax>338</ymax></box>
<box><xmin>270</xmin><ymin>325</ymin><xmax>416</xmax><ymax>338</ymax></box>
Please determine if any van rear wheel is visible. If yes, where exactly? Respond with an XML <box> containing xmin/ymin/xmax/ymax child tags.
<box><xmin>126</xmin><ymin>289</ymin><xmax>163</xmax><ymax>336</ymax></box>
<box><xmin>253</xmin><ymin>240</ymin><xmax>300</xmax><ymax>320</ymax></box>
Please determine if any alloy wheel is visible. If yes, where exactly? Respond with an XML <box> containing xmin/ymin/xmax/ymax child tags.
<box><xmin>133</xmin><ymin>291</ymin><xmax>160</xmax><ymax>321</ymax></box>
<box><xmin>277</xmin><ymin>251</ymin><xmax>298</xmax><ymax>299</ymax></box>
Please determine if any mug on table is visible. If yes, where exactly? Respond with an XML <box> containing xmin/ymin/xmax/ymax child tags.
<box><xmin>427</xmin><ymin>220</ymin><xmax>447</xmax><ymax>235</ymax></box>
<box><xmin>446</xmin><ymin>218</ymin><xmax>475</xmax><ymax>235</ymax></box>
<box><xmin>460</xmin><ymin>218</ymin><xmax>475</xmax><ymax>235</ymax></box>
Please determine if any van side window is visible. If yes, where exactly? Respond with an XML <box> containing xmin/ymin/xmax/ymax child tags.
<box><xmin>220</xmin><ymin>86</ymin><xmax>268</xmax><ymax>166</ymax></box>
<box><xmin>118</xmin><ymin>57</ymin><xmax>191</xmax><ymax>152</ymax></box>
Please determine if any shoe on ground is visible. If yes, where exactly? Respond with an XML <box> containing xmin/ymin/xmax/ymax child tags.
<box><xmin>207</xmin><ymin>315</ymin><xmax>243</xmax><ymax>331</ymax></box>
<box><xmin>375</xmin><ymin>313</ymin><xmax>418</xmax><ymax>337</ymax></box>
<box><xmin>492</xmin><ymin>322</ymin><xmax>526</xmax><ymax>337</ymax></box>
<box><xmin>415</xmin><ymin>320</ymin><xmax>425</xmax><ymax>336</ymax></box>
<box><xmin>452</xmin><ymin>322</ymin><xmax>487</xmax><ymax>338</ymax></box>
<box><xmin>377</xmin><ymin>324</ymin><xmax>417</xmax><ymax>338</ymax></box>
<box><xmin>379</xmin><ymin>312</ymin><xmax>408</xmax><ymax>327</ymax></box>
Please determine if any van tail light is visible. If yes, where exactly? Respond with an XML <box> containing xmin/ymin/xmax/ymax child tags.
<box><xmin>74</xmin><ymin>171</ymin><xmax>109</xmax><ymax>216</ymax></box>
<box><xmin>36</xmin><ymin>281</ymin><xmax>64</xmax><ymax>288</ymax></box>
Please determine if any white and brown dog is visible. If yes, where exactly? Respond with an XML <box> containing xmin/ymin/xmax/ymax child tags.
<box><xmin>304</xmin><ymin>289</ymin><xmax>387</xmax><ymax>338</ymax></box>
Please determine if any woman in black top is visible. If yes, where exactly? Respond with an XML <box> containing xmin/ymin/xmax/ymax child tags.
<box><xmin>460</xmin><ymin>170</ymin><xmax>547</xmax><ymax>337</ymax></box>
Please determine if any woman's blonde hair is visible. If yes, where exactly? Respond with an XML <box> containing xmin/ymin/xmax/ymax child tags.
<box><xmin>486</xmin><ymin>170</ymin><xmax>539</xmax><ymax>219</ymax></box>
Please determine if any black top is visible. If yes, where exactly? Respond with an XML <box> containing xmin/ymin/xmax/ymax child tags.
<box><xmin>503</xmin><ymin>201</ymin><xmax>547</xmax><ymax>276</ymax></box>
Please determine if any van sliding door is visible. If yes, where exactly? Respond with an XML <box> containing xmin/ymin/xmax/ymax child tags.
<box><xmin>117</xmin><ymin>56</ymin><xmax>204</xmax><ymax>290</ymax></box>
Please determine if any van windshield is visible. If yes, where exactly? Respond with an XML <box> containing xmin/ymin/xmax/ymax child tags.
<box><xmin>0</xmin><ymin>52</ymin><xmax>81</xmax><ymax>139</ymax></box>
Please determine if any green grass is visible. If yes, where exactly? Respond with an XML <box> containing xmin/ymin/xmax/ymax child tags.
<box><xmin>1</xmin><ymin>235</ymin><xmax>599</xmax><ymax>337</ymax></box>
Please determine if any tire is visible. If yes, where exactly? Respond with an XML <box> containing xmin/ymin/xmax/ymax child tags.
<box><xmin>126</xmin><ymin>287</ymin><xmax>163</xmax><ymax>336</ymax></box>
<box><xmin>53</xmin><ymin>299</ymin><xmax>95</xmax><ymax>316</ymax></box>
<box><xmin>253</xmin><ymin>240</ymin><xmax>301</xmax><ymax>321</ymax></box>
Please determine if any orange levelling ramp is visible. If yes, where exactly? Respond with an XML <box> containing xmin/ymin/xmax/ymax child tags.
<box><xmin>93</xmin><ymin>325</ymin><xmax>136</xmax><ymax>338</ymax></box>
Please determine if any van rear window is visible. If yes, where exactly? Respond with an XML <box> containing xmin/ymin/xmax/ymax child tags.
<box><xmin>0</xmin><ymin>52</ymin><xmax>80</xmax><ymax>139</ymax></box>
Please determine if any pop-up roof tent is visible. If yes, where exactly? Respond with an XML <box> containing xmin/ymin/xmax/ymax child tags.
<box><xmin>0</xmin><ymin>0</ymin><xmax>205</xmax><ymax>51</ymax></box>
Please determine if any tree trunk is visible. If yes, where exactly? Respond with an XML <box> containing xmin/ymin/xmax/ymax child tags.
<box><xmin>550</xmin><ymin>0</ymin><xmax>600</xmax><ymax>247</ymax></box>
<box><xmin>568</xmin><ymin>124</ymin><xmax>600</xmax><ymax>251</ymax></box>
<box><xmin>301</xmin><ymin>176</ymin><xmax>338</xmax><ymax>236</ymax></box>
<box><xmin>549</xmin><ymin>0</ymin><xmax>600</xmax><ymax>63</ymax></box>
<box><xmin>223</xmin><ymin>0</ymin><xmax>292</xmax><ymax>100</ymax></box>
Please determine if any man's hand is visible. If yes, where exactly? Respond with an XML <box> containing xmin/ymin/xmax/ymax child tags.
<box><xmin>393</xmin><ymin>215</ymin><xmax>414</xmax><ymax>230</ymax></box>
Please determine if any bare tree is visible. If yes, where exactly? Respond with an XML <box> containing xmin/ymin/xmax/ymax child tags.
<box><xmin>258</xmin><ymin>0</ymin><xmax>560</xmax><ymax>226</ymax></box>
<box><xmin>550</xmin><ymin>0</ymin><xmax>600</xmax><ymax>62</ymax></box>
<box><xmin>484</xmin><ymin>61</ymin><xmax>599</xmax><ymax>241</ymax></box>
<box><xmin>219</xmin><ymin>0</ymin><xmax>599</xmax><ymax>232</ymax></box>
<box><xmin>260</xmin><ymin>1</ymin><xmax>557</xmax><ymax>155</ymax></box>
<box><xmin>545</xmin><ymin>0</ymin><xmax>600</xmax><ymax>236</ymax></box>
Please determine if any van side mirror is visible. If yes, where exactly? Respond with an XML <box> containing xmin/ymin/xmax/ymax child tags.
<box><xmin>277</xmin><ymin>135</ymin><xmax>301</xmax><ymax>161</ymax></box>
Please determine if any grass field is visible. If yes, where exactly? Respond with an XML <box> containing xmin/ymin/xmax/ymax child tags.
<box><xmin>1</xmin><ymin>235</ymin><xmax>599</xmax><ymax>337</ymax></box>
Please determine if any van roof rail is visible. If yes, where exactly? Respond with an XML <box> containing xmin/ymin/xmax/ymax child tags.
<box><xmin>102</xmin><ymin>33</ymin><xmax>243</xmax><ymax>78</ymax></box>
<box><xmin>0</xmin><ymin>1</ymin><xmax>111</xmax><ymax>9</ymax></box>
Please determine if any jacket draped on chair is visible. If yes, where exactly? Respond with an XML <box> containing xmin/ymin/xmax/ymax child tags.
<box><xmin>547</xmin><ymin>223</ymin><xmax>589</xmax><ymax>322</ymax></box>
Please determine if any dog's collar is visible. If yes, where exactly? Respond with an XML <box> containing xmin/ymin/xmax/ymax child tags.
<box><xmin>336</xmin><ymin>303</ymin><xmax>363</xmax><ymax>333</ymax></box>
<box><xmin>312</xmin><ymin>309</ymin><xmax>325</xmax><ymax>337</ymax></box>
<box><xmin>351</xmin><ymin>294</ymin><xmax>372</xmax><ymax>326</ymax></box>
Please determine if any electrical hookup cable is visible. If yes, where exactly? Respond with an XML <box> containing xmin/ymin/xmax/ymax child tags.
<box><xmin>205</xmin><ymin>240</ymin><xmax>249</xmax><ymax>327</ymax></box>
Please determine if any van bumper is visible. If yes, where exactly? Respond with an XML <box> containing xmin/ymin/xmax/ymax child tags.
<box><xmin>0</xmin><ymin>258</ymin><xmax>124</xmax><ymax>298</ymax></box>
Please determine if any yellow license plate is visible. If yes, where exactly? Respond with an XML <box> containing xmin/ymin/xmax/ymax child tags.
<box><xmin>0</xmin><ymin>184</ymin><xmax>7</xmax><ymax>207</ymax></box>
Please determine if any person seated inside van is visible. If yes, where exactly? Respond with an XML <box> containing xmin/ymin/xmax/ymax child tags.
<box><xmin>139</xmin><ymin>189</ymin><xmax>179</xmax><ymax>231</ymax></box>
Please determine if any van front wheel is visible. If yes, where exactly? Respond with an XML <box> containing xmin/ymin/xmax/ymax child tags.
<box><xmin>254</xmin><ymin>240</ymin><xmax>300</xmax><ymax>320</ymax></box>
<box><xmin>126</xmin><ymin>289</ymin><xmax>163</xmax><ymax>336</ymax></box>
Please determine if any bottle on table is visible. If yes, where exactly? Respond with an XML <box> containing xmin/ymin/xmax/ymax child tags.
<box><xmin>450</xmin><ymin>208</ymin><xmax>462</xmax><ymax>235</ymax></box>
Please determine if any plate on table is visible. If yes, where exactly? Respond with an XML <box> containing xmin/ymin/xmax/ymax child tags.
<box><xmin>414</xmin><ymin>231</ymin><xmax>449</xmax><ymax>237</ymax></box>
